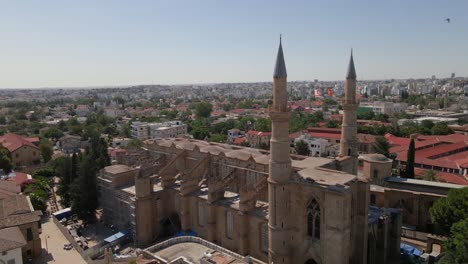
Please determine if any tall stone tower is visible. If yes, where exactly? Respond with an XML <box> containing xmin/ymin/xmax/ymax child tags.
<box><xmin>339</xmin><ymin>50</ymin><xmax>359</xmax><ymax>175</ymax></box>
<box><xmin>268</xmin><ymin>36</ymin><xmax>292</xmax><ymax>264</ymax></box>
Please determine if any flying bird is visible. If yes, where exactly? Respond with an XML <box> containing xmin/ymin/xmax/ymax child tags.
<box><xmin>445</xmin><ymin>18</ymin><xmax>450</xmax><ymax>23</ymax></box>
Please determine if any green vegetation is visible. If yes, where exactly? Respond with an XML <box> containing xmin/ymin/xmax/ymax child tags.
<box><xmin>194</xmin><ymin>102</ymin><xmax>213</xmax><ymax>119</ymax></box>
<box><xmin>127</xmin><ymin>139</ymin><xmax>143</xmax><ymax>149</ymax></box>
<box><xmin>254</xmin><ymin>118</ymin><xmax>271</xmax><ymax>132</ymax></box>
<box><xmin>208</xmin><ymin>134</ymin><xmax>227</xmax><ymax>143</ymax></box>
<box><xmin>430</xmin><ymin>187</ymin><xmax>468</xmax><ymax>263</ymax></box>
<box><xmin>294</xmin><ymin>140</ymin><xmax>310</xmax><ymax>156</ymax></box>
<box><xmin>423</xmin><ymin>170</ymin><xmax>438</xmax><ymax>181</ymax></box>
<box><xmin>404</xmin><ymin>138</ymin><xmax>415</xmax><ymax>178</ymax></box>
<box><xmin>371</xmin><ymin>136</ymin><xmax>391</xmax><ymax>157</ymax></box>
<box><xmin>0</xmin><ymin>144</ymin><xmax>13</xmax><ymax>174</ymax></box>
<box><xmin>42</xmin><ymin>127</ymin><xmax>64</xmax><ymax>139</ymax></box>
<box><xmin>289</xmin><ymin>111</ymin><xmax>324</xmax><ymax>133</ymax></box>
<box><xmin>70</xmin><ymin>136</ymin><xmax>110</xmax><ymax>219</ymax></box>
<box><xmin>24</xmin><ymin>176</ymin><xmax>50</xmax><ymax>212</ymax></box>
<box><xmin>325</xmin><ymin>119</ymin><xmax>339</xmax><ymax>128</ymax></box>
<box><xmin>39</xmin><ymin>139</ymin><xmax>54</xmax><ymax>163</ymax></box>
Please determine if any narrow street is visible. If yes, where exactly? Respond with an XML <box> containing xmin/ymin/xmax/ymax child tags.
<box><xmin>33</xmin><ymin>217</ymin><xmax>87</xmax><ymax>264</ymax></box>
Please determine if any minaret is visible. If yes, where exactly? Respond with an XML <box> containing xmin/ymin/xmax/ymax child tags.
<box><xmin>268</xmin><ymin>36</ymin><xmax>292</xmax><ymax>264</ymax></box>
<box><xmin>339</xmin><ymin>50</ymin><xmax>359</xmax><ymax>175</ymax></box>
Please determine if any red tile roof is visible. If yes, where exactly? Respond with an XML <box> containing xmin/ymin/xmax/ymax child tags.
<box><xmin>415</xmin><ymin>168</ymin><xmax>468</xmax><ymax>185</ymax></box>
<box><xmin>0</xmin><ymin>133</ymin><xmax>39</xmax><ymax>153</ymax></box>
<box><xmin>6</xmin><ymin>172</ymin><xmax>34</xmax><ymax>186</ymax></box>
<box><xmin>309</xmin><ymin>132</ymin><xmax>341</xmax><ymax>140</ymax></box>
<box><xmin>233</xmin><ymin>137</ymin><xmax>246</xmax><ymax>145</ymax></box>
<box><xmin>25</xmin><ymin>137</ymin><xmax>39</xmax><ymax>144</ymax></box>
<box><xmin>246</xmin><ymin>130</ymin><xmax>271</xmax><ymax>137</ymax></box>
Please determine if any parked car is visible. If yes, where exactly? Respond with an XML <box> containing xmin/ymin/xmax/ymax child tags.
<box><xmin>63</xmin><ymin>243</ymin><xmax>73</xmax><ymax>250</ymax></box>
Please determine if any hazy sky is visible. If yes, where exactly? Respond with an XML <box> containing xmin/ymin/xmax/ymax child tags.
<box><xmin>1</xmin><ymin>0</ymin><xmax>467</xmax><ymax>88</ymax></box>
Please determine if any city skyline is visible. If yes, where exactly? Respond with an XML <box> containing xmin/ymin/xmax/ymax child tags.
<box><xmin>1</xmin><ymin>0</ymin><xmax>467</xmax><ymax>88</ymax></box>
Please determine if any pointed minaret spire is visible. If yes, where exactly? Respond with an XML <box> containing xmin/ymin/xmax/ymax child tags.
<box><xmin>273</xmin><ymin>35</ymin><xmax>287</xmax><ymax>78</ymax></box>
<box><xmin>346</xmin><ymin>49</ymin><xmax>357</xmax><ymax>80</ymax></box>
<box><xmin>268</xmin><ymin>36</ymin><xmax>292</xmax><ymax>263</ymax></box>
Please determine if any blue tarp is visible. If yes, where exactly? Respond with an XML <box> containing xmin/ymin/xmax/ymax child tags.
<box><xmin>104</xmin><ymin>229</ymin><xmax>129</xmax><ymax>243</ymax></box>
<box><xmin>400</xmin><ymin>243</ymin><xmax>423</xmax><ymax>257</ymax></box>
<box><xmin>175</xmin><ymin>230</ymin><xmax>198</xmax><ymax>237</ymax></box>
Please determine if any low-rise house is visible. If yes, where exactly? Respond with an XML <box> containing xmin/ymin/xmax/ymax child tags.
<box><xmin>112</xmin><ymin>137</ymin><xmax>131</xmax><ymax>148</ymax></box>
<box><xmin>0</xmin><ymin>194</ymin><xmax>42</xmax><ymax>260</ymax></box>
<box><xmin>245</xmin><ymin>130</ymin><xmax>271</xmax><ymax>148</ymax></box>
<box><xmin>0</xmin><ymin>134</ymin><xmax>40</xmax><ymax>167</ymax></box>
<box><xmin>59</xmin><ymin>135</ymin><xmax>82</xmax><ymax>154</ymax></box>
<box><xmin>0</xmin><ymin>227</ymin><xmax>27</xmax><ymax>264</ymax></box>
<box><xmin>227</xmin><ymin>128</ymin><xmax>241</xmax><ymax>144</ymax></box>
<box><xmin>293</xmin><ymin>133</ymin><xmax>329</xmax><ymax>157</ymax></box>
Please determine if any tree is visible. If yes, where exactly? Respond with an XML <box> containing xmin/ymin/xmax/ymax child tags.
<box><xmin>421</xmin><ymin>120</ymin><xmax>435</xmax><ymax>130</ymax></box>
<box><xmin>358</xmin><ymin>109</ymin><xmax>375</xmax><ymax>120</ymax></box>
<box><xmin>423</xmin><ymin>170</ymin><xmax>438</xmax><ymax>181</ymax></box>
<box><xmin>405</xmin><ymin>138</ymin><xmax>415</xmax><ymax>178</ymax></box>
<box><xmin>371</xmin><ymin>136</ymin><xmax>390</xmax><ymax>157</ymax></box>
<box><xmin>439</xmin><ymin>218</ymin><xmax>468</xmax><ymax>264</ymax></box>
<box><xmin>127</xmin><ymin>139</ymin><xmax>143</xmax><ymax>149</ymax></box>
<box><xmin>39</xmin><ymin>139</ymin><xmax>54</xmax><ymax>163</ymax></box>
<box><xmin>0</xmin><ymin>144</ymin><xmax>13</xmax><ymax>174</ymax></box>
<box><xmin>430</xmin><ymin>187</ymin><xmax>468</xmax><ymax>235</ymax></box>
<box><xmin>295</xmin><ymin>140</ymin><xmax>310</xmax><ymax>156</ymax></box>
<box><xmin>194</xmin><ymin>102</ymin><xmax>213</xmax><ymax>118</ymax></box>
<box><xmin>325</xmin><ymin>119</ymin><xmax>339</xmax><ymax>128</ymax></box>
<box><xmin>192</xmin><ymin>127</ymin><xmax>209</xmax><ymax>140</ymax></box>
<box><xmin>33</xmin><ymin>167</ymin><xmax>55</xmax><ymax>178</ymax></box>
<box><xmin>71</xmin><ymin>152</ymin><xmax>98</xmax><ymax>219</ymax></box>
<box><xmin>113</xmin><ymin>96</ymin><xmax>125</xmax><ymax>109</ymax></box>
<box><xmin>42</xmin><ymin>127</ymin><xmax>64</xmax><ymax>139</ymax></box>
<box><xmin>24</xmin><ymin>177</ymin><xmax>50</xmax><ymax>212</ymax></box>
<box><xmin>53</xmin><ymin>156</ymin><xmax>73</xmax><ymax>207</ymax></box>
<box><xmin>254</xmin><ymin>118</ymin><xmax>272</xmax><ymax>132</ymax></box>
<box><xmin>431</xmin><ymin>122</ymin><xmax>453</xmax><ymax>135</ymax></box>
<box><xmin>208</xmin><ymin>134</ymin><xmax>227</xmax><ymax>143</ymax></box>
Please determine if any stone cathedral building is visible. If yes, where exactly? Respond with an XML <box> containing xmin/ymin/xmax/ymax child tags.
<box><xmin>97</xmin><ymin>39</ymin><xmax>401</xmax><ymax>264</ymax></box>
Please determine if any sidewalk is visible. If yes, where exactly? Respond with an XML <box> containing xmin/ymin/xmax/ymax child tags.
<box><xmin>34</xmin><ymin>217</ymin><xmax>87</xmax><ymax>264</ymax></box>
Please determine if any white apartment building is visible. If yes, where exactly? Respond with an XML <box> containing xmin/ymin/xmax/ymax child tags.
<box><xmin>131</xmin><ymin>121</ymin><xmax>187</xmax><ymax>140</ymax></box>
<box><xmin>360</xmin><ymin>101</ymin><xmax>408</xmax><ymax>115</ymax></box>
<box><xmin>294</xmin><ymin>134</ymin><xmax>329</xmax><ymax>157</ymax></box>
<box><xmin>131</xmin><ymin>122</ymin><xmax>149</xmax><ymax>140</ymax></box>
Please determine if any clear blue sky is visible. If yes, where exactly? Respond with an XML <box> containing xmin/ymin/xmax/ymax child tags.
<box><xmin>1</xmin><ymin>0</ymin><xmax>467</xmax><ymax>88</ymax></box>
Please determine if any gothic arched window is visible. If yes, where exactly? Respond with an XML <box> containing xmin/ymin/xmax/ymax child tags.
<box><xmin>307</xmin><ymin>199</ymin><xmax>321</xmax><ymax>240</ymax></box>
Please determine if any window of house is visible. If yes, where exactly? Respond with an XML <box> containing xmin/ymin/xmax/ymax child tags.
<box><xmin>26</xmin><ymin>228</ymin><xmax>33</xmax><ymax>241</ymax></box>
<box><xmin>373</xmin><ymin>169</ymin><xmax>378</xmax><ymax>178</ymax></box>
<box><xmin>33</xmin><ymin>151</ymin><xmax>36</xmax><ymax>156</ymax></box>
<box><xmin>198</xmin><ymin>201</ymin><xmax>205</xmax><ymax>226</ymax></box>
<box><xmin>307</xmin><ymin>199</ymin><xmax>320</xmax><ymax>240</ymax></box>
<box><xmin>2</xmin><ymin>251</ymin><xmax>6</xmax><ymax>256</ymax></box>
<box><xmin>260</xmin><ymin>223</ymin><xmax>268</xmax><ymax>253</ymax></box>
<box><xmin>226</xmin><ymin>210</ymin><xmax>233</xmax><ymax>239</ymax></box>
<box><xmin>16</xmin><ymin>153</ymin><xmax>19</xmax><ymax>158</ymax></box>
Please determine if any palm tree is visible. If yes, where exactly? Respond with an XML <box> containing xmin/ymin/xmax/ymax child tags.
<box><xmin>423</xmin><ymin>170</ymin><xmax>438</xmax><ymax>181</ymax></box>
